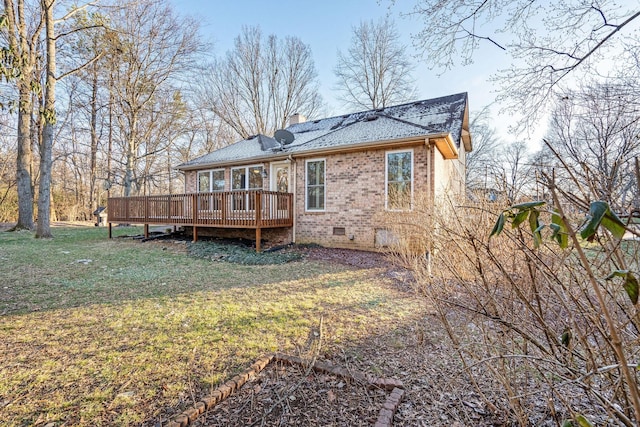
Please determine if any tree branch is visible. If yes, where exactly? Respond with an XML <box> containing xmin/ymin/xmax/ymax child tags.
<box><xmin>54</xmin><ymin>0</ymin><xmax>98</xmax><ymax>24</ymax></box>
<box><xmin>462</xmin><ymin>27</ymin><xmax>506</xmax><ymax>50</ymax></box>
<box><xmin>56</xmin><ymin>52</ymin><xmax>103</xmax><ymax>81</ymax></box>
<box><xmin>54</xmin><ymin>24</ymin><xmax>105</xmax><ymax>41</ymax></box>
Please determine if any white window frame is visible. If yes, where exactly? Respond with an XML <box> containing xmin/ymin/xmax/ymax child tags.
<box><xmin>270</xmin><ymin>161</ymin><xmax>290</xmax><ymax>193</ymax></box>
<box><xmin>385</xmin><ymin>149</ymin><xmax>414</xmax><ymax>211</ymax></box>
<box><xmin>197</xmin><ymin>169</ymin><xmax>225</xmax><ymax>192</ymax></box>
<box><xmin>305</xmin><ymin>158</ymin><xmax>326</xmax><ymax>212</ymax></box>
<box><xmin>231</xmin><ymin>164</ymin><xmax>264</xmax><ymax>212</ymax></box>
<box><xmin>231</xmin><ymin>164</ymin><xmax>264</xmax><ymax>191</ymax></box>
<box><xmin>197</xmin><ymin>169</ymin><xmax>225</xmax><ymax>212</ymax></box>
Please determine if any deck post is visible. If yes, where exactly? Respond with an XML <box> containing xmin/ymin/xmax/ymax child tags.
<box><xmin>192</xmin><ymin>193</ymin><xmax>198</xmax><ymax>224</ymax></box>
<box><xmin>255</xmin><ymin>192</ymin><xmax>262</xmax><ymax>227</ymax></box>
<box><xmin>144</xmin><ymin>224</ymin><xmax>149</xmax><ymax>238</ymax></box>
<box><xmin>288</xmin><ymin>193</ymin><xmax>293</xmax><ymax>225</ymax></box>
<box><xmin>221</xmin><ymin>192</ymin><xmax>227</xmax><ymax>224</ymax></box>
<box><xmin>255</xmin><ymin>192</ymin><xmax>262</xmax><ymax>252</ymax></box>
<box><xmin>108</xmin><ymin>222</ymin><xmax>112</xmax><ymax>239</ymax></box>
<box><xmin>192</xmin><ymin>192</ymin><xmax>199</xmax><ymax>243</ymax></box>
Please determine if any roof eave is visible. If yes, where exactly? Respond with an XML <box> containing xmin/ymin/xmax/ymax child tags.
<box><xmin>461</xmin><ymin>95</ymin><xmax>472</xmax><ymax>152</ymax></box>
<box><xmin>429</xmin><ymin>133</ymin><xmax>459</xmax><ymax>159</ymax></box>
<box><xmin>175</xmin><ymin>134</ymin><xmax>453</xmax><ymax>170</ymax></box>
<box><xmin>175</xmin><ymin>153</ymin><xmax>291</xmax><ymax>171</ymax></box>
<box><xmin>286</xmin><ymin>135</ymin><xmax>435</xmax><ymax>158</ymax></box>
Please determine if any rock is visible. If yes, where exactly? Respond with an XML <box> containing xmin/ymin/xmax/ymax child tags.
<box><xmin>117</xmin><ymin>391</ymin><xmax>135</xmax><ymax>398</ymax></box>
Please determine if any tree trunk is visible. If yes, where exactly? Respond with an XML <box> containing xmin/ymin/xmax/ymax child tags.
<box><xmin>36</xmin><ymin>0</ymin><xmax>55</xmax><ymax>238</ymax></box>
<box><xmin>89</xmin><ymin>61</ymin><xmax>99</xmax><ymax>213</ymax></box>
<box><xmin>14</xmin><ymin>105</ymin><xmax>34</xmax><ymax>230</ymax></box>
<box><xmin>5</xmin><ymin>0</ymin><xmax>37</xmax><ymax>231</ymax></box>
<box><xmin>107</xmin><ymin>67</ymin><xmax>113</xmax><ymax>200</ymax></box>
<box><xmin>123</xmin><ymin>117</ymin><xmax>137</xmax><ymax>197</ymax></box>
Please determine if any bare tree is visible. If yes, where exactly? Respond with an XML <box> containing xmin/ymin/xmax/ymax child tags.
<box><xmin>201</xmin><ymin>25</ymin><xmax>323</xmax><ymax>139</ymax></box>
<box><xmin>403</xmin><ymin>0</ymin><xmax>640</xmax><ymax>126</ymax></box>
<box><xmin>2</xmin><ymin>0</ymin><xmax>107</xmax><ymax>232</ymax></box>
<box><xmin>178</xmin><ymin>97</ymin><xmax>237</xmax><ymax>160</ymax></box>
<box><xmin>498</xmin><ymin>140</ymin><xmax>535</xmax><ymax>202</ymax></box>
<box><xmin>542</xmin><ymin>82</ymin><xmax>640</xmax><ymax>212</ymax></box>
<box><xmin>34</xmin><ymin>0</ymin><xmax>104</xmax><ymax>236</ymax></box>
<box><xmin>466</xmin><ymin>107</ymin><xmax>502</xmax><ymax>192</ymax></box>
<box><xmin>35</xmin><ymin>0</ymin><xmax>56</xmax><ymax>238</ymax></box>
<box><xmin>464</xmin><ymin>109</ymin><xmax>537</xmax><ymax>203</ymax></box>
<box><xmin>1</xmin><ymin>0</ymin><xmax>43</xmax><ymax>230</ymax></box>
<box><xmin>0</xmin><ymin>112</ymin><xmax>18</xmax><ymax>221</ymax></box>
<box><xmin>334</xmin><ymin>17</ymin><xmax>416</xmax><ymax>110</ymax></box>
<box><xmin>106</xmin><ymin>0</ymin><xmax>201</xmax><ymax>197</ymax></box>
<box><xmin>63</xmin><ymin>10</ymin><xmax>109</xmax><ymax>216</ymax></box>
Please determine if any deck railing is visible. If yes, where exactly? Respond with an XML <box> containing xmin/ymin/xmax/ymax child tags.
<box><xmin>107</xmin><ymin>190</ymin><xmax>293</xmax><ymax>229</ymax></box>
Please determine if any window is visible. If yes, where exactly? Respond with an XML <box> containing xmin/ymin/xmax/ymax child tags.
<box><xmin>248</xmin><ymin>166</ymin><xmax>263</xmax><ymax>190</ymax></box>
<box><xmin>197</xmin><ymin>169</ymin><xmax>225</xmax><ymax>192</ymax></box>
<box><xmin>198</xmin><ymin>172</ymin><xmax>210</xmax><ymax>193</ymax></box>
<box><xmin>231</xmin><ymin>165</ymin><xmax>263</xmax><ymax>191</ymax></box>
<box><xmin>231</xmin><ymin>168</ymin><xmax>245</xmax><ymax>191</ymax></box>
<box><xmin>306</xmin><ymin>159</ymin><xmax>325</xmax><ymax>211</ymax></box>
<box><xmin>197</xmin><ymin>169</ymin><xmax>225</xmax><ymax>210</ymax></box>
<box><xmin>212</xmin><ymin>170</ymin><xmax>225</xmax><ymax>191</ymax></box>
<box><xmin>231</xmin><ymin>165</ymin><xmax>264</xmax><ymax>210</ymax></box>
<box><xmin>386</xmin><ymin>150</ymin><xmax>413</xmax><ymax>210</ymax></box>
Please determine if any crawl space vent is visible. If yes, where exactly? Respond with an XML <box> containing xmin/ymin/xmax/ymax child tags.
<box><xmin>333</xmin><ymin>227</ymin><xmax>346</xmax><ymax>236</ymax></box>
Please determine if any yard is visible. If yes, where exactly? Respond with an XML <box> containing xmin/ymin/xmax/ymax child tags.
<box><xmin>0</xmin><ymin>225</ymin><xmax>479</xmax><ymax>426</ymax></box>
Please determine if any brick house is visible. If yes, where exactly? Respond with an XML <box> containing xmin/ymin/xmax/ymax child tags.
<box><xmin>170</xmin><ymin>92</ymin><xmax>472</xmax><ymax>250</ymax></box>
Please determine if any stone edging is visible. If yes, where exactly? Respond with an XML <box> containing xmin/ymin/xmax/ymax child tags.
<box><xmin>164</xmin><ymin>352</ymin><xmax>404</xmax><ymax>427</ymax></box>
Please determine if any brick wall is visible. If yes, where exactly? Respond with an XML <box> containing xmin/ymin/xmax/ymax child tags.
<box><xmin>293</xmin><ymin>144</ymin><xmax>430</xmax><ymax>250</ymax></box>
<box><xmin>183</xmin><ymin>142</ymin><xmax>464</xmax><ymax>251</ymax></box>
<box><xmin>185</xmin><ymin>170</ymin><xmax>197</xmax><ymax>193</ymax></box>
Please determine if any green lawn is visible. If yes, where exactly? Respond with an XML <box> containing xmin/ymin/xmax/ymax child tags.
<box><xmin>0</xmin><ymin>226</ymin><xmax>425</xmax><ymax>426</ymax></box>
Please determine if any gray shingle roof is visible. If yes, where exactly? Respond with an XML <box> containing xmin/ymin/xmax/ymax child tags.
<box><xmin>177</xmin><ymin>92</ymin><xmax>468</xmax><ymax>170</ymax></box>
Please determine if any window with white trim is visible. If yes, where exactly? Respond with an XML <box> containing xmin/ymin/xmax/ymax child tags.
<box><xmin>231</xmin><ymin>165</ymin><xmax>264</xmax><ymax>210</ymax></box>
<box><xmin>197</xmin><ymin>169</ymin><xmax>225</xmax><ymax>192</ymax></box>
<box><xmin>386</xmin><ymin>150</ymin><xmax>413</xmax><ymax>210</ymax></box>
<box><xmin>306</xmin><ymin>159</ymin><xmax>325</xmax><ymax>211</ymax></box>
<box><xmin>198</xmin><ymin>171</ymin><xmax>210</xmax><ymax>193</ymax></box>
<box><xmin>231</xmin><ymin>165</ymin><xmax>263</xmax><ymax>191</ymax></box>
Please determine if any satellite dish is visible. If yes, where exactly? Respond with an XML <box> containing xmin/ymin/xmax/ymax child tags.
<box><xmin>274</xmin><ymin>129</ymin><xmax>295</xmax><ymax>145</ymax></box>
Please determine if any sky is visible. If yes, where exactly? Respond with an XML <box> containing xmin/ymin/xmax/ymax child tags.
<box><xmin>169</xmin><ymin>0</ymin><xmax>526</xmax><ymax>145</ymax></box>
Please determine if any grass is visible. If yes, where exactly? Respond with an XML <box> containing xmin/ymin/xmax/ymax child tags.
<box><xmin>0</xmin><ymin>225</ymin><xmax>426</xmax><ymax>426</ymax></box>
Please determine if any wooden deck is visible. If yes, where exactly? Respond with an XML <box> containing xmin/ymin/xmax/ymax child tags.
<box><xmin>107</xmin><ymin>190</ymin><xmax>293</xmax><ymax>251</ymax></box>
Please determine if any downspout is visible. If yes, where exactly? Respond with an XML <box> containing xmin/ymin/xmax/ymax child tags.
<box><xmin>426</xmin><ymin>139</ymin><xmax>435</xmax><ymax>205</ymax></box>
<box><xmin>291</xmin><ymin>157</ymin><xmax>297</xmax><ymax>243</ymax></box>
